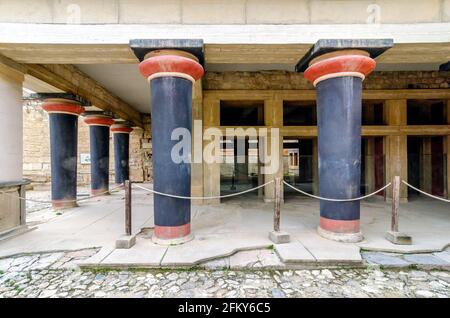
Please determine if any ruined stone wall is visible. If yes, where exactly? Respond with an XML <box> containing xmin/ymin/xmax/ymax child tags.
<box><xmin>203</xmin><ymin>70</ymin><xmax>450</xmax><ymax>90</ymax></box>
<box><xmin>23</xmin><ymin>103</ymin><xmax>152</xmax><ymax>185</ymax></box>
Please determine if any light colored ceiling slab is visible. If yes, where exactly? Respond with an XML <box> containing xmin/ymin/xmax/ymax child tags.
<box><xmin>76</xmin><ymin>64</ymin><xmax>150</xmax><ymax>114</ymax></box>
<box><xmin>0</xmin><ymin>42</ymin><xmax>447</xmax><ymax>69</ymax></box>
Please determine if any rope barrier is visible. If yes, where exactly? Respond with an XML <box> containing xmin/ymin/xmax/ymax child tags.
<box><xmin>401</xmin><ymin>180</ymin><xmax>450</xmax><ymax>203</ymax></box>
<box><xmin>132</xmin><ymin>180</ymin><xmax>274</xmax><ymax>200</ymax></box>
<box><xmin>0</xmin><ymin>184</ymin><xmax>124</xmax><ymax>204</ymax></box>
<box><xmin>283</xmin><ymin>180</ymin><xmax>392</xmax><ymax>202</ymax></box>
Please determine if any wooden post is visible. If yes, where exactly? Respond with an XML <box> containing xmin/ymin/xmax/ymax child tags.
<box><xmin>273</xmin><ymin>177</ymin><xmax>281</xmax><ymax>232</ymax></box>
<box><xmin>386</xmin><ymin>175</ymin><xmax>411</xmax><ymax>244</ymax></box>
<box><xmin>391</xmin><ymin>176</ymin><xmax>400</xmax><ymax>232</ymax></box>
<box><xmin>125</xmin><ymin>180</ymin><xmax>132</xmax><ymax>236</ymax></box>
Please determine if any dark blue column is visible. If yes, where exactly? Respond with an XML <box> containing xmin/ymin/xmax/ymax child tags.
<box><xmin>84</xmin><ymin>115</ymin><xmax>114</xmax><ymax>196</ymax></box>
<box><xmin>316</xmin><ymin>76</ymin><xmax>363</xmax><ymax>235</ymax></box>
<box><xmin>136</xmin><ymin>48</ymin><xmax>204</xmax><ymax>244</ymax></box>
<box><xmin>111</xmin><ymin>124</ymin><xmax>133</xmax><ymax>185</ymax></box>
<box><xmin>151</xmin><ymin>76</ymin><xmax>192</xmax><ymax>239</ymax></box>
<box><xmin>300</xmin><ymin>45</ymin><xmax>383</xmax><ymax>242</ymax></box>
<box><xmin>42</xmin><ymin>99</ymin><xmax>85</xmax><ymax>209</ymax></box>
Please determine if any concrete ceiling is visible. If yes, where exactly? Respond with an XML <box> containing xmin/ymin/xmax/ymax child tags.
<box><xmin>75</xmin><ymin>60</ymin><xmax>442</xmax><ymax>114</ymax></box>
<box><xmin>76</xmin><ymin>64</ymin><xmax>150</xmax><ymax>114</ymax></box>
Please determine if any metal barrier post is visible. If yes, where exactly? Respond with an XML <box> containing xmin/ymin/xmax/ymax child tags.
<box><xmin>269</xmin><ymin>177</ymin><xmax>290</xmax><ymax>244</ymax></box>
<box><xmin>386</xmin><ymin>176</ymin><xmax>411</xmax><ymax>245</ymax></box>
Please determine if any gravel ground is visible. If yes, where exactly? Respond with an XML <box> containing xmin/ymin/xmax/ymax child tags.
<box><xmin>0</xmin><ymin>250</ymin><xmax>449</xmax><ymax>298</ymax></box>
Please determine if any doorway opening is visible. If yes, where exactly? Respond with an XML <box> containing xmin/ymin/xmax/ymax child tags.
<box><xmin>408</xmin><ymin>136</ymin><xmax>446</xmax><ymax>198</ymax></box>
<box><xmin>219</xmin><ymin>137</ymin><xmax>261</xmax><ymax>201</ymax></box>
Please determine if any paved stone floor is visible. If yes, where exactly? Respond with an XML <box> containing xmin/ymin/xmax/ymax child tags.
<box><xmin>0</xmin><ymin>249</ymin><xmax>449</xmax><ymax>298</ymax></box>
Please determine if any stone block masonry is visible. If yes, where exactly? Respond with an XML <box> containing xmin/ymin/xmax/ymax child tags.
<box><xmin>204</xmin><ymin>70</ymin><xmax>450</xmax><ymax>90</ymax></box>
<box><xmin>23</xmin><ymin>102</ymin><xmax>152</xmax><ymax>186</ymax></box>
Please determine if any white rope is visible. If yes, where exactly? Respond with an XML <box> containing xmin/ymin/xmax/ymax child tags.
<box><xmin>132</xmin><ymin>180</ymin><xmax>274</xmax><ymax>200</ymax></box>
<box><xmin>402</xmin><ymin>180</ymin><xmax>450</xmax><ymax>203</ymax></box>
<box><xmin>283</xmin><ymin>181</ymin><xmax>391</xmax><ymax>202</ymax></box>
<box><xmin>0</xmin><ymin>184</ymin><xmax>124</xmax><ymax>204</ymax></box>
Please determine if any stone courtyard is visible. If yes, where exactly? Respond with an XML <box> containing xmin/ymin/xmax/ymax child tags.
<box><xmin>1</xmin><ymin>249</ymin><xmax>449</xmax><ymax>298</ymax></box>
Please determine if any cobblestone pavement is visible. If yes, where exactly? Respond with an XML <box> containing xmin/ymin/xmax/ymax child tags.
<box><xmin>0</xmin><ymin>250</ymin><xmax>449</xmax><ymax>298</ymax></box>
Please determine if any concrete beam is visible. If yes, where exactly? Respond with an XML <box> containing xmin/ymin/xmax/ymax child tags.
<box><xmin>24</xmin><ymin>63</ymin><xmax>143</xmax><ymax>127</ymax></box>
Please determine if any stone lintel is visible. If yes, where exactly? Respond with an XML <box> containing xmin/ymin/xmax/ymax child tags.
<box><xmin>25</xmin><ymin>92</ymin><xmax>90</xmax><ymax>106</ymax></box>
<box><xmin>295</xmin><ymin>38</ymin><xmax>394</xmax><ymax>72</ymax></box>
<box><xmin>129</xmin><ymin>39</ymin><xmax>204</xmax><ymax>66</ymax></box>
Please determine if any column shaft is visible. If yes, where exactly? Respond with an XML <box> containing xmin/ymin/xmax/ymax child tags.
<box><xmin>137</xmin><ymin>49</ymin><xmax>204</xmax><ymax>244</ymax></box>
<box><xmin>112</xmin><ymin>126</ymin><xmax>132</xmax><ymax>185</ymax></box>
<box><xmin>85</xmin><ymin>116</ymin><xmax>114</xmax><ymax>196</ymax></box>
<box><xmin>50</xmin><ymin>114</ymin><xmax>79</xmax><ymax>205</ymax></box>
<box><xmin>42</xmin><ymin>99</ymin><xmax>84</xmax><ymax>209</ymax></box>
<box><xmin>151</xmin><ymin>76</ymin><xmax>192</xmax><ymax>237</ymax></box>
<box><xmin>316</xmin><ymin>76</ymin><xmax>362</xmax><ymax>233</ymax></box>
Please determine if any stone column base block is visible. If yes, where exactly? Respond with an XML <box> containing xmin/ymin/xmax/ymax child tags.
<box><xmin>116</xmin><ymin>234</ymin><xmax>136</xmax><ymax>249</ymax></box>
<box><xmin>385</xmin><ymin>231</ymin><xmax>412</xmax><ymax>245</ymax></box>
<box><xmin>269</xmin><ymin>230</ymin><xmax>291</xmax><ymax>244</ymax></box>
<box><xmin>52</xmin><ymin>200</ymin><xmax>78</xmax><ymax>210</ymax></box>
<box><xmin>152</xmin><ymin>233</ymin><xmax>194</xmax><ymax>246</ymax></box>
<box><xmin>317</xmin><ymin>226</ymin><xmax>363</xmax><ymax>243</ymax></box>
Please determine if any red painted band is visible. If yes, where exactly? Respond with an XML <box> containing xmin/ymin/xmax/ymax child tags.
<box><xmin>42</xmin><ymin>103</ymin><xmax>85</xmax><ymax>116</ymax></box>
<box><xmin>84</xmin><ymin>117</ymin><xmax>115</xmax><ymax>127</ymax></box>
<box><xmin>91</xmin><ymin>188</ymin><xmax>109</xmax><ymax>196</ymax></box>
<box><xmin>111</xmin><ymin>126</ymin><xmax>133</xmax><ymax>133</ymax></box>
<box><xmin>139</xmin><ymin>55</ymin><xmax>204</xmax><ymax>81</ymax></box>
<box><xmin>320</xmin><ymin>217</ymin><xmax>360</xmax><ymax>234</ymax></box>
<box><xmin>154</xmin><ymin>223</ymin><xmax>191</xmax><ymax>240</ymax></box>
<box><xmin>52</xmin><ymin>199</ymin><xmax>77</xmax><ymax>210</ymax></box>
<box><xmin>304</xmin><ymin>55</ymin><xmax>376</xmax><ymax>84</ymax></box>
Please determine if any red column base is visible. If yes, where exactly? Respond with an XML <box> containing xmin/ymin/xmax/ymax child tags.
<box><xmin>152</xmin><ymin>223</ymin><xmax>193</xmax><ymax>245</ymax></box>
<box><xmin>318</xmin><ymin>217</ymin><xmax>363</xmax><ymax>243</ymax></box>
<box><xmin>52</xmin><ymin>200</ymin><xmax>78</xmax><ymax>210</ymax></box>
<box><xmin>91</xmin><ymin>188</ymin><xmax>110</xmax><ymax>196</ymax></box>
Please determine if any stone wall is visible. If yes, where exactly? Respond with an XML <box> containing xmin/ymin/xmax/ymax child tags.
<box><xmin>23</xmin><ymin>102</ymin><xmax>152</xmax><ymax>185</ymax></box>
<box><xmin>203</xmin><ymin>70</ymin><xmax>450</xmax><ymax>90</ymax></box>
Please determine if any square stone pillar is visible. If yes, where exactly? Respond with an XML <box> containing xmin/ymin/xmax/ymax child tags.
<box><xmin>0</xmin><ymin>60</ymin><xmax>30</xmax><ymax>238</ymax></box>
<box><xmin>202</xmin><ymin>95</ymin><xmax>221</xmax><ymax>205</ymax></box>
<box><xmin>385</xmin><ymin>99</ymin><xmax>408</xmax><ymax>201</ymax></box>
<box><xmin>263</xmin><ymin>98</ymin><xmax>283</xmax><ymax>203</ymax></box>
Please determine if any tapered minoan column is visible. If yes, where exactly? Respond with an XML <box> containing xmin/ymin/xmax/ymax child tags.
<box><xmin>84</xmin><ymin>115</ymin><xmax>115</xmax><ymax>196</ymax></box>
<box><xmin>131</xmin><ymin>40</ymin><xmax>204</xmax><ymax>244</ymax></box>
<box><xmin>111</xmin><ymin>124</ymin><xmax>133</xmax><ymax>186</ymax></box>
<box><xmin>297</xmin><ymin>39</ymin><xmax>393</xmax><ymax>242</ymax></box>
<box><xmin>41</xmin><ymin>96</ymin><xmax>85</xmax><ymax>209</ymax></box>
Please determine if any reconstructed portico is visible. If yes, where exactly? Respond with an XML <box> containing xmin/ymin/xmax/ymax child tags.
<box><xmin>0</xmin><ymin>0</ymin><xmax>448</xmax><ymax>257</ymax></box>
